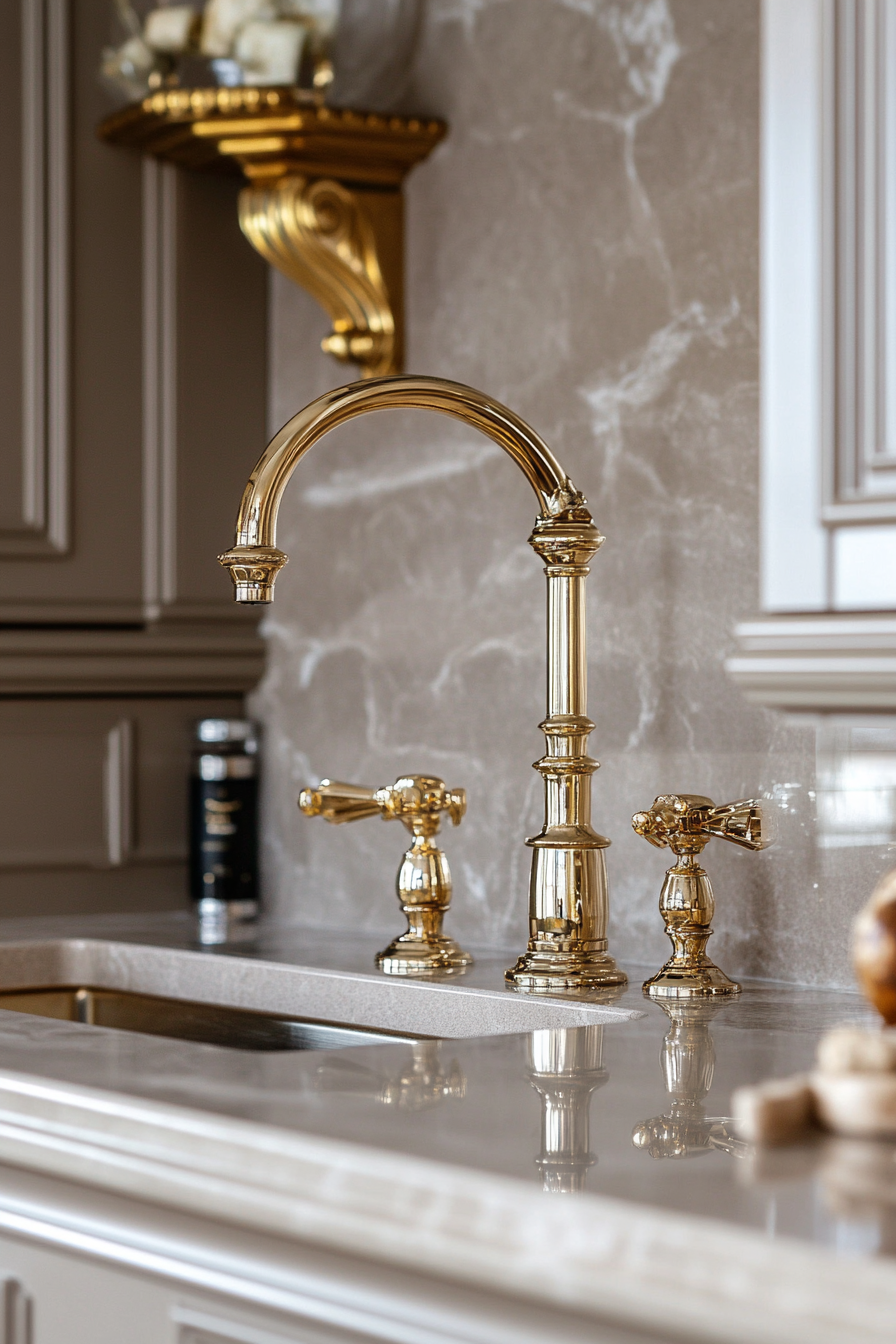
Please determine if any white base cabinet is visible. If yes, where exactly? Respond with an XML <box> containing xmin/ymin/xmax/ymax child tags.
<box><xmin>0</xmin><ymin>1166</ymin><xmax>660</xmax><ymax>1344</ymax></box>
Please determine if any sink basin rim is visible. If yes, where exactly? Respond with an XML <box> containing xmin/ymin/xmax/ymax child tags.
<box><xmin>0</xmin><ymin>984</ymin><xmax>429</xmax><ymax>1053</ymax></box>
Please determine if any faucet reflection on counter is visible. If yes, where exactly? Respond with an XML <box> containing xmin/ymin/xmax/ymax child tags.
<box><xmin>632</xmin><ymin>1002</ymin><xmax>747</xmax><ymax>1162</ymax></box>
<box><xmin>316</xmin><ymin>1040</ymin><xmax>465</xmax><ymax>1111</ymax></box>
<box><xmin>527</xmin><ymin>1026</ymin><xmax>608</xmax><ymax>1194</ymax></box>
<box><xmin>318</xmin><ymin>1025</ymin><xmax>610</xmax><ymax>1193</ymax></box>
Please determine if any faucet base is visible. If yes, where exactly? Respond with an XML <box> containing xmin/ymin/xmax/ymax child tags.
<box><xmin>505</xmin><ymin>946</ymin><xmax>627</xmax><ymax>994</ymax></box>
<box><xmin>376</xmin><ymin>934</ymin><xmax>473</xmax><ymax>978</ymax></box>
<box><xmin>643</xmin><ymin>960</ymin><xmax>741</xmax><ymax>999</ymax></box>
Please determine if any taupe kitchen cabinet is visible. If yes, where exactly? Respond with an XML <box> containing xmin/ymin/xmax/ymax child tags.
<box><xmin>0</xmin><ymin>0</ymin><xmax>267</xmax><ymax>913</ymax></box>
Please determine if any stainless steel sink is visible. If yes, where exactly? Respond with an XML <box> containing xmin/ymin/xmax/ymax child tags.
<box><xmin>0</xmin><ymin>986</ymin><xmax>424</xmax><ymax>1052</ymax></box>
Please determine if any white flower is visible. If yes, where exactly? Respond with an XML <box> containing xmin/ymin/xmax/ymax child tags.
<box><xmin>200</xmin><ymin>0</ymin><xmax>277</xmax><ymax>58</ymax></box>
<box><xmin>235</xmin><ymin>18</ymin><xmax>306</xmax><ymax>84</ymax></box>
<box><xmin>144</xmin><ymin>6</ymin><xmax>199</xmax><ymax>54</ymax></box>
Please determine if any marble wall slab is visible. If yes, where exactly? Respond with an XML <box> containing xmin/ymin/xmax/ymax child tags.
<box><xmin>252</xmin><ymin>0</ymin><xmax>895</xmax><ymax>989</ymax></box>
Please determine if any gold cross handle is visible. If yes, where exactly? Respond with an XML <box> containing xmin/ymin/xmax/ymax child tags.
<box><xmin>299</xmin><ymin>775</ymin><xmax>472</xmax><ymax>976</ymax></box>
<box><xmin>631</xmin><ymin>795</ymin><xmax>769</xmax><ymax>1000</ymax></box>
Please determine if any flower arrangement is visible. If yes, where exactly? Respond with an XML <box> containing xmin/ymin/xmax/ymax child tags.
<box><xmin>101</xmin><ymin>0</ymin><xmax>339</xmax><ymax>102</ymax></box>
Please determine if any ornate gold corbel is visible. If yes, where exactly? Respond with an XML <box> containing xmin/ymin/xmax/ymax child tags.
<box><xmin>239</xmin><ymin>175</ymin><xmax>397</xmax><ymax>376</ymax></box>
<box><xmin>97</xmin><ymin>91</ymin><xmax>446</xmax><ymax>379</ymax></box>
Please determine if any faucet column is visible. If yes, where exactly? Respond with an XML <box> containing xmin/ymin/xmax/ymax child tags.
<box><xmin>506</xmin><ymin>517</ymin><xmax>626</xmax><ymax>992</ymax></box>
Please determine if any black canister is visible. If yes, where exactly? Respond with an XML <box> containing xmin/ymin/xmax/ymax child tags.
<box><xmin>190</xmin><ymin>718</ymin><xmax>259</xmax><ymax>943</ymax></box>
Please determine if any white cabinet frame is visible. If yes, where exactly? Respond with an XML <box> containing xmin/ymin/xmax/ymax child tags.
<box><xmin>728</xmin><ymin>0</ymin><xmax>896</xmax><ymax>708</ymax></box>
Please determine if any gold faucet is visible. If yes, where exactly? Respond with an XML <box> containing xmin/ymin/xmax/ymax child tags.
<box><xmin>219</xmin><ymin>375</ymin><xmax>626</xmax><ymax>993</ymax></box>
<box><xmin>632</xmin><ymin>794</ymin><xmax>768</xmax><ymax>998</ymax></box>
<box><xmin>298</xmin><ymin>774</ymin><xmax>472</xmax><ymax>975</ymax></box>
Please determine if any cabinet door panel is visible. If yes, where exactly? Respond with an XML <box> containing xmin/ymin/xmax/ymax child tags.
<box><xmin>0</xmin><ymin>0</ymin><xmax>266</xmax><ymax>622</ymax></box>
<box><xmin>0</xmin><ymin>711</ymin><xmax>112</xmax><ymax>869</ymax></box>
<box><xmin>0</xmin><ymin>697</ymin><xmax>243</xmax><ymax>917</ymax></box>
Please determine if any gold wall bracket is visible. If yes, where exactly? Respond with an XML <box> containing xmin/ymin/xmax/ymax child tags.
<box><xmin>632</xmin><ymin>794</ymin><xmax>769</xmax><ymax>999</ymax></box>
<box><xmin>97</xmin><ymin>89</ymin><xmax>446</xmax><ymax>378</ymax></box>
<box><xmin>298</xmin><ymin>774</ymin><xmax>472</xmax><ymax>976</ymax></box>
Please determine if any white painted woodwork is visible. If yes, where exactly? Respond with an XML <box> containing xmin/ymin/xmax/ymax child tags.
<box><xmin>732</xmin><ymin>0</ymin><xmax>896</xmax><ymax>706</ymax></box>
<box><xmin>727</xmin><ymin>614</ymin><xmax>896</xmax><ymax>708</ymax></box>
<box><xmin>759</xmin><ymin>0</ymin><xmax>829</xmax><ymax>614</ymax></box>
<box><xmin>0</xmin><ymin>1166</ymin><xmax>659</xmax><ymax>1344</ymax></box>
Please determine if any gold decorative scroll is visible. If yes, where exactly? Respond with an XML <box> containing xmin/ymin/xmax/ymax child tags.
<box><xmin>97</xmin><ymin>92</ymin><xmax>445</xmax><ymax>378</ymax></box>
<box><xmin>240</xmin><ymin>176</ymin><xmax>396</xmax><ymax>377</ymax></box>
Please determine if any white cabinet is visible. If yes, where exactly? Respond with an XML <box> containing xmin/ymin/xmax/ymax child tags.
<box><xmin>729</xmin><ymin>0</ymin><xmax>896</xmax><ymax>708</ymax></box>
<box><xmin>0</xmin><ymin>1169</ymin><xmax>657</xmax><ymax>1344</ymax></box>
<box><xmin>0</xmin><ymin>1235</ymin><xmax>333</xmax><ymax>1344</ymax></box>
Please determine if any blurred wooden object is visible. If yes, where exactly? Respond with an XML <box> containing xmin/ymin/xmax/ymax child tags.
<box><xmin>853</xmin><ymin>867</ymin><xmax>896</xmax><ymax>1023</ymax></box>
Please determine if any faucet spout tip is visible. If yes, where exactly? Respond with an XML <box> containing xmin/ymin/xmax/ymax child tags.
<box><xmin>218</xmin><ymin>544</ymin><xmax>289</xmax><ymax>604</ymax></box>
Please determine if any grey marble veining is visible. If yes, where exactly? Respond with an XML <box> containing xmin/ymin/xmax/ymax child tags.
<box><xmin>252</xmin><ymin>1</ymin><xmax>896</xmax><ymax>989</ymax></box>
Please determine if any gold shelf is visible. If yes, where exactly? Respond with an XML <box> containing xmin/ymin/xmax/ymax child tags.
<box><xmin>98</xmin><ymin>89</ymin><xmax>446</xmax><ymax>377</ymax></box>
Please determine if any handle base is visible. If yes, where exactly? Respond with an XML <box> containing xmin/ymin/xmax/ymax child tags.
<box><xmin>643</xmin><ymin>962</ymin><xmax>741</xmax><ymax>999</ymax></box>
<box><xmin>632</xmin><ymin>795</ymin><xmax>767</xmax><ymax>998</ymax></box>
<box><xmin>376</xmin><ymin>933</ymin><xmax>473</xmax><ymax>977</ymax></box>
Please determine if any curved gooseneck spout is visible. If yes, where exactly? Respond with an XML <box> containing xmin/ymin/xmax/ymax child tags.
<box><xmin>219</xmin><ymin>375</ymin><xmax>626</xmax><ymax>992</ymax></box>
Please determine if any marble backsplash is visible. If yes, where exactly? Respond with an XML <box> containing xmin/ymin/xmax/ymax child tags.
<box><xmin>250</xmin><ymin>0</ymin><xmax>896</xmax><ymax>989</ymax></box>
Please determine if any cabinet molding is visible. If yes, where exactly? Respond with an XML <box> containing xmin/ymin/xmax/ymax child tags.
<box><xmin>142</xmin><ymin>159</ymin><xmax>178</xmax><ymax>620</ymax></box>
<box><xmin>0</xmin><ymin>628</ymin><xmax>264</xmax><ymax>696</ymax></box>
<box><xmin>727</xmin><ymin>614</ymin><xmax>896</xmax><ymax>708</ymax></box>
<box><xmin>733</xmin><ymin>1</ymin><xmax>896</xmax><ymax>708</ymax></box>
<box><xmin>0</xmin><ymin>1278</ymin><xmax>30</xmax><ymax>1344</ymax></box>
<box><xmin>825</xmin><ymin>0</ymin><xmax>896</xmax><ymax>521</ymax></box>
<box><xmin>104</xmin><ymin>720</ymin><xmax>133</xmax><ymax>869</ymax></box>
<box><xmin>0</xmin><ymin>0</ymin><xmax>268</xmax><ymax>625</ymax></box>
<box><xmin>760</xmin><ymin>0</ymin><xmax>896</xmax><ymax>611</ymax></box>
<box><xmin>0</xmin><ymin>699</ymin><xmax>244</xmax><ymax>883</ymax></box>
<box><xmin>4</xmin><ymin>0</ymin><xmax>70</xmax><ymax>558</ymax></box>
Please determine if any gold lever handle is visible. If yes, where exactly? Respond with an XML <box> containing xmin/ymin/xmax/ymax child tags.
<box><xmin>703</xmin><ymin>798</ymin><xmax>768</xmax><ymax>850</ymax></box>
<box><xmin>298</xmin><ymin>776</ymin><xmax>466</xmax><ymax>834</ymax></box>
<box><xmin>298</xmin><ymin>773</ymin><xmax>472</xmax><ymax>976</ymax></box>
<box><xmin>298</xmin><ymin>780</ymin><xmax>382</xmax><ymax>825</ymax></box>
<box><xmin>632</xmin><ymin>794</ymin><xmax>768</xmax><ymax>855</ymax></box>
<box><xmin>631</xmin><ymin>793</ymin><xmax>770</xmax><ymax>1001</ymax></box>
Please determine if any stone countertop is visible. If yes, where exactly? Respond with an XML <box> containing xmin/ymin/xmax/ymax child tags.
<box><xmin>0</xmin><ymin>911</ymin><xmax>888</xmax><ymax>1344</ymax></box>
